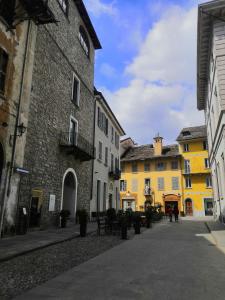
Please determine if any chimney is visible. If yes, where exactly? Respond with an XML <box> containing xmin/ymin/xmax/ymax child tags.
<box><xmin>153</xmin><ymin>134</ymin><xmax>163</xmax><ymax>156</ymax></box>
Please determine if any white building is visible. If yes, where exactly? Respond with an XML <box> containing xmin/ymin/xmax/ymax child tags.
<box><xmin>91</xmin><ymin>90</ymin><xmax>125</xmax><ymax>216</ymax></box>
<box><xmin>197</xmin><ymin>0</ymin><xmax>225</xmax><ymax>222</ymax></box>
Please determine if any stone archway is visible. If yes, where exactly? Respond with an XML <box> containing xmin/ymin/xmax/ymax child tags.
<box><xmin>61</xmin><ymin>169</ymin><xmax>78</xmax><ymax>220</ymax></box>
<box><xmin>185</xmin><ymin>198</ymin><xmax>193</xmax><ymax>216</ymax></box>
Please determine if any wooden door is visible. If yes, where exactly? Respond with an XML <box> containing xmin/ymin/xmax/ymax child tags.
<box><xmin>185</xmin><ymin>199</ymin><xmax>193</xmax><ymax>216</ymax></box>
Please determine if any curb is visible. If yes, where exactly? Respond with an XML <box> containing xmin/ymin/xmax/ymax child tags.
<box><xmin>204</xmin><ymin>222</ymin><xmax>211</xmax><ymax>233</ymax></box>
<box><xmin>0</xmin><ymin>228</ymin><xmax>96</xmax><ymax>264</ymax></box>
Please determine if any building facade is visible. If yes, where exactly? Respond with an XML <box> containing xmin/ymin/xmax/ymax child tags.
<box><xmin>0</xmin><ymin>0</ymin><xmax>101</xmax><ymax>233</ymax></box>
<box><xmin>197</xmin><ymin>0</ymin><xmax>225</xmax><ymax>221</ymax></box>
<box><xmin>120</xmin><ymin>127</ymin><xmax>213</xmax><ymax>217</ymax></box>
<box><xmin>177</xmin><ymin>126</ymin><xmax>213</xmax><ymax>217</ymax></box>
<box><xmin>120</xmin><ymin>136</ymin><xmax>183</xmax><ymax>213</ymax></box>
<box><xmin>91</xmin><ymin>90</ymin><xmax>125</xmax><ymax>216</ymax></box>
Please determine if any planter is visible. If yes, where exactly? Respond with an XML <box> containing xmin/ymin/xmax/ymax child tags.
<box><xmin>80</xmin><ymin>222</ymin><xmax>87</xmax><ymax>237</ymax></box>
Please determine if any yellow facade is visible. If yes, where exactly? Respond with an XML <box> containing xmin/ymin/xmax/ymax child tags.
<box><xmin>120</xmin><ymin>133</ymin><xmax>213</xmax><ymax>217</ymax></box>
<box><xmin>179</xmin><ymin>140</ymin><xmax>213</xmax><ymax>217</ymax></box>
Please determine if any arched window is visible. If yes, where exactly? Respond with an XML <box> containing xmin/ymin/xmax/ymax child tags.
<box><xmin>79</xmin><ymin>26</ymin><xmax>90</xmax><ymax>57</ymax></box>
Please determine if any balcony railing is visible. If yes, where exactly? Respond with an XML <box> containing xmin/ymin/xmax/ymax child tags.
<box><xmin>183</xmin><ymin>168</ymin><xmax>191</xmax><ymax>175</ymax></box>
<box><xmin>109</xmin><ymin>168</ymin><xmax>121</xmax><ymax>180</ymax></box>
<box><xmin>59</xmin><ymin>131</ymin><xmax>95</xmax><ymax>161</ymax></box>
<box><xmin>183</xmin><ymin>168</ymin><xmax>210</xmax><ymax>175</ymax></box>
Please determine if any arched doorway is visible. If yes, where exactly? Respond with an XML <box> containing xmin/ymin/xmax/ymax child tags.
<box><xmin>185</xmin><ymin>198</ymin><xmax>193</xmax><ymax>216</ymax></box>
<box><xmin>163</xmin><ymin>194</ymin><xmax>181</xmax><ymax>214</ymax></box>
<box><xmin>0</xmin><ymin>143</ymin><xmax>4</xmax><ymax>186</ymax></box>
<box><xmin>61</xmin><ymin>169</ymin><xmax>77</xmax><ymax>220</ymax></box>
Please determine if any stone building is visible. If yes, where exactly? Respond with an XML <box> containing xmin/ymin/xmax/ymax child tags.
<box><xmin>0</xmin><ymin>0</ymin><xmax>101</xmax><ymax>233</ymax></box>
<box><xmin>197</xmin><ymin>0</ymin><xmax>225</xmax><ymax>221</ymax></box>
<box><xmin>0</xmin><ymin>0</ymin><xmax>51</xmax><ymax>235</ymax></box>
<box><xmin>91</xmin><ymin>90</ymin><xmax>125</xmax><ymax>216</ymax></box>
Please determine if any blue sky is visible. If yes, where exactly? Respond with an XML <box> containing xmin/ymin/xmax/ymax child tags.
<box><xmin>83</xmin><ymin>0</ymin><xmax>207</xmax><ymax>145</ymax></box>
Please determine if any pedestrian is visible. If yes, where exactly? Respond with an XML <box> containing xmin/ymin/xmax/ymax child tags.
<box><xmin>173</xmin><ymin>206</ymin><xmax>179</xmax><ymax>222</ymax></box>
<box><xmin>168</xmin><ymin>206</ymin><xmax>173</xmax><ymax>222</ymax></box>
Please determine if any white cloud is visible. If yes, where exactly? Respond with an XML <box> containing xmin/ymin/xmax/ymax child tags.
<box><xmin>83</xmin><ymin>0</ymin><xmax>117</xmax><ymax>17</ymax></box>
<box><xmin>99</xmin><ymin>4</ymin><xmax>204</xmax><ymax>144</ymax></box>
<box><xmin>100</xmin><ymin>63</ymin><xmax>117</xmax><ymax>78</ymax></box>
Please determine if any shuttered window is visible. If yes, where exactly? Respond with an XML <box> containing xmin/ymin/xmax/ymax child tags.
<box><xmin>158</xmin><ymin>177</ymin><xmax>164</xmax><ymax>190</ymax></box>
<box><xmin>131</xmin><ymin>179</ymin><xmax>138</xmax><ymax>192</ymax></box>
<box><xmin>172</xmin><ymin>177</ymin><xmax>179</xmax><ymax>190</ymax></box>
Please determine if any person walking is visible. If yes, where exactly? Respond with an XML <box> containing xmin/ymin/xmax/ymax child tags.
<box><xmin>168</xmin><ymin>206</ymin><xmax>173</xmax><ymax>222</ymax></box>
<box><xmin>173</xmin><ymin>206</ymin><xmax>179</xmax><ymax>222</ymax></box>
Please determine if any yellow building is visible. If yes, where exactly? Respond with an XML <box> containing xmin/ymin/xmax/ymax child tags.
<box><xmin>120</xmin><ymin>126</ymin><xmax>213</xmax><ymax>217</ymax></box>
<box><xmin>120</xmin><ymin>136</ymin><xmax>183</xmax><ymax>214</ymax></box>
<box><xmin>177</xmin><ymin>126</ymin><xmax>213</xmax><ymax>217</ymax></box>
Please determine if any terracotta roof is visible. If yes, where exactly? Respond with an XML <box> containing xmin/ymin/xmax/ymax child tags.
<box><xmin>121</xmin><ymin>144</ymin><xmax>180</xmax><ymax>162</ymax></box>
<box><xmin>176</xmin><ymin>125</ymin><xmax>206</xmax><ymax>142</ymax></box>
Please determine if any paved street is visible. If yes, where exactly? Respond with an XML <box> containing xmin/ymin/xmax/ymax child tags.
<box><xmin>15</xmin><ymin>220</ymin><xmax>225</xmax><ymax>300</ymax></box>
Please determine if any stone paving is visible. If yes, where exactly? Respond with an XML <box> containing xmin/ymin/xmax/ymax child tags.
<box><xmin>14</xmin><ymin>219</ymin><xmax>225</xmax><ymax>300</ymax></box>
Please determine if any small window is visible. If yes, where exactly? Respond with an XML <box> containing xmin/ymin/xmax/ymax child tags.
<box><xmin>158</xmin><ymin>177</ymin><xmax>164</xmax><ymax>190</ymax></box>
<box><xmin>172</xmin><ymin>177</ymin><xmax>179</xmax><ymax>190</ymax></box>
<box><xmin>171</xmin><ymin>161</ymin><xmax>178</xmax><ymax>170</ymax></box>
<box><xmin>131</xmin><ymin>162</ymin><xmax>138</xmax><ymax>173</ymax></box>
<box><xmin>72</xmin><ymin>73</ymin><xmax>80</xmax><ymax>106</ymax></box>
<box><xmin>69</xmin><ymin>118</ymin><xmax>78</xmax><ymax>146</ymax></box>
<box><xmin>115</xmin><ymin>132</ymin><xmax>119</xmax><ymax>149</ymax></box>
<box><xmin>0</xmin><ymin>48</ymin><xmax>8</xmax><ymax>94</ymax></box>
<box><xmin>58</xmin><ymin>0</ymin><xmax>69</xmax><ymax>15</ymax></box>
<box><xmin>203</xmin><ymin>141</ymin><xmax>208</xmax><ymax>150</ymax></box>
<box><xmin>111</xmin><ymin>154</ymin><xmax>114</xmax><ymax>171</ymax></box>
<box><xmin>105</xmin><ymin>147</ymin><xmax>108</xmax><ymax>166</ymax></box>
<box><xmin>79</xmin><ymin>26</ymin><xmax>90</xmax><ymax>57</ymax></box>
<box><xmin>206</xmin><ymin>176</ymin><xmax>212</xmax><ymax>188</ymax></box>
<box><xmin>98</xmin><ymin>141</ymin><xmax>102</xmax><ymax>160</ymax></box>
<box><xmin>183</xmin><ymin>144</ymin><xmax>189</xmax><ymax>152</ymax></box>
<box><xmin>184</xmin><ymin>160</ymin><xmax>191</xmax><ymax>174</ymax></box>
<box><xmin>144</xmin><ymin>162</ymin><xmax>150</xmax><ymax>172</ymax></box>
<box><xmin>205</xmin><ymin>158</ymin><xmax>210</xmax><ymax>168</ymax></box>
<box><xmin>145</xmin><ymin>178</ymin><xmax>151</xmax><ymax>187</ymax></box>
<box><xmin>156</xmin><ymin>162</ymin><xmax>165</xmax><ymax>171</ymax></box>
<box><xmin>185</xmin><ymin>177</ymin><xmax>192</xmax><ymax>188</ymax></box>
<box><xmin>120</xmin><ymin>180</ymin><xmax>127</xmax><ymax>192</ymax></box>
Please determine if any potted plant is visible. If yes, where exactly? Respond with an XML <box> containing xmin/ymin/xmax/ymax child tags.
<box><xmin>60</xmin><ymin>210</ymin><xmax>70</xmax><ymax>228</ymax></box>
<box><xmin>77</xmin><ymin>209</ymin><xmax>88</xmax><ymax>237</ymax></box>
<box><xmin>133</xmin><ymin>212</ymin><xmax>141</xmax><ymax>234</ymax></box>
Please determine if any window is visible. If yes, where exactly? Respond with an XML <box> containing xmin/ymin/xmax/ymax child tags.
<box><xmin>72</xmin><ymin>73</ymin><xmax>80</xmax><ymax>106</ymax></box>
<box><xmin>171</xmin><ymin>161</ymin><xmax>178</xmax><ymax>170</ymax></box>
<box><xmin>103</xmin><ymin>183</ymin><xmax>107</xmax><ymax>211</ymax></box>
<box><xmin>0</xmin><ymin>48</ymin><xmax>8</xmax><ymax>94</ymax></box>
<box><xmin>69</xmin><ymin>118</ymin><xmax>78</xmax><ymax>145</ymax></box>
<box><xmin>156</xmin><ymin>162</ymin><xmax>165</xmax><ymax>171</ymax></box>
<box><xmin>115</xmin><ymin>157</ymin><xmax>119</xmax><ymax>170</ymax></box>
<box><xmin>115</xmin><ymin>132</ymin><xmax>119</xmax><ymax>149</ymax></box>
<box><xmin>172</xmin><ymin>177</ymin><xmax>179</xmax><ymax>190</ymax></box>
<box><xmin>185</xmin><ymin>177</ymin><xmax>192</xmax><ymax>188</ymax></box>
<box><xmin>97</xmin><ymin>107</ymin><xmax>101</xmax><ymax>128</ymax></box>
<box><xmin>0</xmin><ymin>0</ymin><xmax>16</xmax><ymax>26</ymax></box>
<box><xmin>203</xmin><ymin>141</ymin><xmax>208</xmax><ymax>150</ymax></box>
<box><xmin>79</xmin><ymin>26</ymin><xmax>90</xmax><ymax>57</ymax></box>
<box><xmin>105</xmin><ymin>117</ymin><xmax>108</xmax><ymax>136</ymax></box>
<box><xmin>206</xmin><ymin>176</ymin><xmax>212</xmax><ymax>188</ymax></box>
<box><xmin>205</xmin><ymin>158</ymin><xmax>210</xmax><ymax>168</ymax></box>
<box><xmin>158</xmin><ymin>177</ymin><xmax>164</xmax><ymax>190</ymax></box>
<box><xmin>184</xmin><ymin>160</ymin><xmax>190</xmax><ymax>174</ymax></box>
<box><xmin>144</xmin><ymin>162</ymin><xmax>150</xmax><ymax>172</ymax></box>
<box><xmin>58</xmin><ymin>0</ymin><xmax>69</xmax><ymax>15</ymax></box>
<box><xmin>98</xmin><ymin>141</ymin><xmax>102</xmax><ymax>160</ymax></box>
<box><xmin>183</xmin><ymin>144</ymin><xmax>189</xmax><ymax>152</ymax></box>
<box><xmin>131</xmin><ymin>179</ymin><xmax>138</xmax><ymax>192</ymax></box>
<box><xmin>111</xmin><ymin>127</ymin><xmax>114</xmax><ymax>143</ymax></box>
<box><xmin>111</xmin><ymin>154</ymin><xmax>114</xmax><ymax>171</ymax></box>
<box><xmin>131</xmin><ymin>162</ymin><xmax>138</xmax><ymax>173</ymax></box>
<box><xmin>105</xmin><ymin>147</ymin><xmax>108</xmax><ymax>166</ymax></box>
<box><xmin>145</xmin><ymin>178</ymin><xmax>151</xmax><ymax>187</ymax></box>
<box><xmin>120</xmin><ymin>180</ymin><xmax>127</xmax><ymax>192</ymax></box>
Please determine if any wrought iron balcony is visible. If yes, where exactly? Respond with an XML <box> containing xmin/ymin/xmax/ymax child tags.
<box><xmin>59</xmin><ymin>132</ymin><xmax>95</xmax><ymax>161</ymax></box>
<box><xmin>109</xmin><ymin>168</ymin><xmax>121</xmax><ymax>180</ymax></box>
<box><xmin>19</xmin><ymin>0</ymin><xmax>57</xmax><ymax>25</ymax></box>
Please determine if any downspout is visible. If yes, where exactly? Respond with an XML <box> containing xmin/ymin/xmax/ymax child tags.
<box><xmin>90</xmin><ymin>94</ymin><xmax>96</xmax><ymax>212</ymax></box>
<box><xmin>0</xmin><ymin>21</ymin><xmax>31</xmax><ymax>235</ymax></box>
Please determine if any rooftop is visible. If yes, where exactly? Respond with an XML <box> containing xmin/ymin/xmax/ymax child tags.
<box><xmin>176</xmin><ymin>125</ymin><xmax>207</xmax><ymax>142</ymax></box>
<box><xmin>121</xmin><ymin>144</ymin><xmax>180</xmax><ymax>162</ymax></box>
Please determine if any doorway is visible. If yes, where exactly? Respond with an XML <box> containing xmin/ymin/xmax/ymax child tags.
<box><xmin>165</xmin><ymin>201</ymin><xmax>178</xmax><ymax>214</ymax></box>
<box><xmin>62</xmin><ymin>170</ymin><xmax>77</xmax><ymax>219</ymax></box>
<box><xmin>185</xmin><ymin>198</ymin><xmax>193</xmax><ymax>216</ymax></box>
<box><xmin>204</xmin><ymin>198</ymin><xmax>213</xmax><ymax>216</ymax></box>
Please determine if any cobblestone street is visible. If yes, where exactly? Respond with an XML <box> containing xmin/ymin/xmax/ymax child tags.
<box><xmin>13</xmin><ymin>220</ymin><xmax>225</xmax><ymax>300</ymax></box>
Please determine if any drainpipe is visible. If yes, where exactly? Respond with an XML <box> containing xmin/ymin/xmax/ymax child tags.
<box><xmin>90</xmin><ymin>93</ymin><xmax>96</xmax><ymax>213</ymax></box>
<box><xmin>0</xmin><ymin>21</ymin><xmax>31</xmax><ymax>235</ymax></box>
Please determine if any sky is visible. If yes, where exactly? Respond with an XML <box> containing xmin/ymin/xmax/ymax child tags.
<box><xmin>83</xmin><ymin>0</ymin><xmax>208</xmax><ymax>145</ymax></box>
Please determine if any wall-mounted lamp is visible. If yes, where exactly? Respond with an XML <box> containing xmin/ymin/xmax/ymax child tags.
<box><xmin>16</xmin><ymin>123</ymin><xmax>26</xmax><ymax>136</ymax></box>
